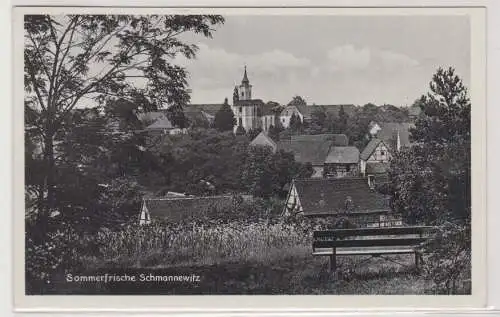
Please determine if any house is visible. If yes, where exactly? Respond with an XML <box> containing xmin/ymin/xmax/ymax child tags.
<box><xmin>282</xmin><ymin>177</ymin><xmax>399</xmax><ymax>227</ymax></box>
<box><xmin>249</xmin><ymin>131</ymin><xmax>278</xmax><ymax>152</ymax></box>
<box><xmin>250</xmin><ymin>133</ymin><xmax>355</xmax><ymax>178</ymax></box>
<box><xmin>359</xmin><ymin>138</ymin><xmax>392</xmax><ymax>176</ymax></box>
<box><xmin>138</xmin><ymin>195</ymin><xmax>234</xmax><ymax>225</ymax></box>
<box><xmin>276</xmin><ymin>139</ymin><xmax>332</xmax><ymax>177</ymax></box>
<box><xmin>276</xmin><ymin>134</ymin><xmax>349</xmax><ymax>178</ymax></box>
<box><xmin>323</xmin><ymin>146</ymin><xmax>360</xmax><ymax>178</ymax></box>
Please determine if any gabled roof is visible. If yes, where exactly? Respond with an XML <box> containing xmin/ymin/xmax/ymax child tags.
<box><xmin>292</xmin><ymin>178</ymin><xmax>390</xmax><ymax>216</ymax></box>
<box><xmin>360</xmin><ymin>138</ymin><xmax>385</xmax><ymax>161</ymax></box>
<box><xmin>376</xmin><ymin>122</ymin><xmax>411</xmax><ymax>150</ymax></box>
<box><xmin>291</xmin><ymin>134</ymin><xmax>348</xmax><ymax>146</ymax></box>
<box><xmin>325</xmin><ymin>146</ymin><xmax>360</xmax><ymax>164</ymax></box>
<box><xmin>143</xmin><ymin>196</ymin><xmax>234</xmax><ymax>223</ymax></box>
<box><xmin>250</xmin><ymin>131</ymin><xmax>277</xmax><ymax>150</ymax></box>
<box><xmin>261</xmin><ymin>103</ymin><xmax>275</xmax><ymax>116</ymax></box>
<box><xmin>277</xmin><ymin>139</ymin><xmax>333</xmax><ymax>166</ymax></box>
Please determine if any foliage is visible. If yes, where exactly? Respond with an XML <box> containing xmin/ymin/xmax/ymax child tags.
<box><xmin>390</xmin><ymin>67</ymin><xmax>470</xmax><ymax>225</ymax></box>
<box><xmin>155</xmin><ymin>128</ymin><xmax>249</xmax><ymax>195</ymax></box>
<box><xmin>389</xmin><ymin>67</ymin><xmax>471</xmax><ymax>294</ymax></box>
<box><xmin>232</xmin><ymin>86</ymin><xmax>239</xmax><ymax>104</ymax></box>
<box><xmin>235</xmin><ymin>125</ymin><xmax>246</xmax><ymax>136</ymax></box>
<box><xmin>24</xmin><ymin>14</ymin><xmax>225</xmax><ymax>231</ymax></box>
<box><xmin>213</xmin><ymin>98</ymin><xmax>236</xmax><ymax>132</ymax></box>
<box><xmin>420</xmin><ymin>222</ymin><xmax>471</xmax><ymax>294</ymax></box>
<box><xmin>289</xmin><ymin>113</ymin><xmax>303</xmax><ymax>133</ymax></box>
<box><xmin>240</xmin><ymin>146</ymin><xmax>313</xmax><ymax>198</ymax></box>
<box><xmin>287</xmin><ymin>95</ymin><xmax>306</xmax><ymax>107</ymax></box>
<box><xmin>247</xmin><ymin>127</ymin><xmax>263</xmax><ymax>140</ymax></box>
<box><xmin>268</xmin><ymin>124</ymin><xmax>283</xmax><ymax>141</ymax></box>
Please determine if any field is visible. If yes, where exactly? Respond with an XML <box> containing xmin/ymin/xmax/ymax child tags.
<box><xmin>39</xmin><ymin>221</ymin><xmax>449</xmax><ymax>295</ymax></box>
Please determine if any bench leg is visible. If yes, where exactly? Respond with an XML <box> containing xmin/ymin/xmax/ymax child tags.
<box><xmin>330</xmin><ymin>248</ymin><xmax>337</xmax><ymax>272</ymax></box>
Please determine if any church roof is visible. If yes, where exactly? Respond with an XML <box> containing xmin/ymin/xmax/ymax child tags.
<box><xmin>291</xmin><ymin>178</ymin><xmax>390</xmax><ymax>216</ymax></box>
<box><xmin>242</xmin><ymin>66</ymin><xmax>249</xmax><ymax>84</ymax></box>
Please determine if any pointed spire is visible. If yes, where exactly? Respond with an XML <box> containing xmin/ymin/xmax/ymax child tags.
<box><xmin>242</xmin><ymin>65</ymin><xmax>249</xmax><ymax>84</ymax></box>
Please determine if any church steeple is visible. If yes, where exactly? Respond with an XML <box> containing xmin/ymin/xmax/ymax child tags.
<box><xmin>238</xmin><ymin>65</ymin><xmax>252</xmax><ymax>100</ymax></box>
<box><xmin>242</xmin><ymin>65</ymin><xmax>249</xmax><ymax>84</ymax></box>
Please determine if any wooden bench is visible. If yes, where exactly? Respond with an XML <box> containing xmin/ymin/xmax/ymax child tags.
<box><xmin>312</xmin><ymin>226</ymin><xmax>435</xmax><ymax>272</ymax></box>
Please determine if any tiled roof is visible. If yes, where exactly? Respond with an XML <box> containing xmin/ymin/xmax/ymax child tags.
<box><xmin>277</xmin><ymin>139</ymin><xmax>333</xmax><ymax>166</ymax></box>
<box><xmin>325</xmin><ymin>146</ymin><xmax>360</xmax><ymax>164</ymax></box>
<box><xmin>360</xmin><ymin>138</ymin><xmax>384</xmax><ymax>161</ymax></box>
<box><xmin>143</xmin><ymin>196</ymin><xmax>234</xmax><ymax>223</ymax></box>
<box><xmin>366</xmin><ymin>162</ymin><xmax>390</xmax><ymax>174</ymax></box>
<box><xmin>250</xmin><ymin>131</ymin><xmax>277</xmax><ymax>150</ymax></box>
<box><xmin>293</xmin><ymin>177</ymin><xmax>390</xmax><ymax>216</ymax></box>
<box><xmin>291</xmin><ymin>134</ymin><xmax>349</xmax><ymax>146</ymax></box>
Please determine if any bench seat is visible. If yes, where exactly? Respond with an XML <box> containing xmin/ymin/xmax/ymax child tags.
<box><xmin>312</xmin><ymin>248</ymin><xmax>416</xmax><ymax>256</ymax></box>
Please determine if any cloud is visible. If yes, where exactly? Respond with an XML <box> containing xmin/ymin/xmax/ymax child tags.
<box><xmin>174</xmin><ymin>44</ymin><xmax>311</xmax><ymax>90</ymax></box>
<box><xmin>327</xmin><ymin>45</ymin><xmax>371</xmax><ymax>71</ymax></box>
<box><xmin>326</xmin><ymin>45</ymin><xmax>419</xmax><ymax>72</ymax></box>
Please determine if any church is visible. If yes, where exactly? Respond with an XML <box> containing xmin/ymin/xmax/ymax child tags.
<box><xmin>231</xmin><ymin>66</ymin><xmax>275</xmax><ymax>133</ymax></box>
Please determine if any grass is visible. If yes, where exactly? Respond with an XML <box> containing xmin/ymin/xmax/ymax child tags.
<box><xmin>44</xmin><ymin>221</ymin><xmax>436</xmax><ymax>295</ymax></box>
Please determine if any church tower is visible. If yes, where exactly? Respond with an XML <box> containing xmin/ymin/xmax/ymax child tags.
<box><xmin>238</xmin><ymin>66</ymin><xmax>252</xmax><ymax>100</ymax></box>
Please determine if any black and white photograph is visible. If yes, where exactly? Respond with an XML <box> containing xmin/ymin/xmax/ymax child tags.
<box><xmin>18</xmin><ymin>7</ymin><xmax>485</xmax><ymax>301</ymax></box>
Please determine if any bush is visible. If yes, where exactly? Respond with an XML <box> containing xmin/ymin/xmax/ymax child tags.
<box><xmin>420</xmin><ymin>221</ymin><xmax>471</xmax><ymax>294</ymax></box>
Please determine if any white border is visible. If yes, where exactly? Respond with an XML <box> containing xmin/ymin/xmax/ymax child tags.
<box><xmin>3</xmin><ymin>0</ymin><xmax>498</xmax><ymax>315</ymax></box>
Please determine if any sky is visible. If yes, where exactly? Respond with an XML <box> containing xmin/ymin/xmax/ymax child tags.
<box><xmin>176</xmin><ymin>15</ymin><xmax>470</xmax><ymax>107</ymax></box>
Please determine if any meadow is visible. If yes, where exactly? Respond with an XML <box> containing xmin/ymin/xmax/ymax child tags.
<box><xmin>38</xmin><ymin>220</ymin><xmax>455</xmax><ymax>295</ymax></box>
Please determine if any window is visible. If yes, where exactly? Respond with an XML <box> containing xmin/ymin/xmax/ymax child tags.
<box><xmin>381</xmin><ymin>150</ymin><xmax>385</xmax><ymax>156</ymax></box>
<box><xmin>239</xmin><ymin>107</ymin><xmax>242</xmax><ymax>113</ymax></box>
<box><xmin>368</xmin><ymin>175</ymin><xmax>375</xmax><ymax>189</ymax></box>
<box><xmin>239</xmin><ymin>118</ymin><xmax>242</xmax><ymax>125</ymax></box>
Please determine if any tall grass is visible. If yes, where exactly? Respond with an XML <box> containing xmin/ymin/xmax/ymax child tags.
<box><xmin>91</xmin><ymin>221</ymin><xmax>311</xmax><ymax>268</ymax></box>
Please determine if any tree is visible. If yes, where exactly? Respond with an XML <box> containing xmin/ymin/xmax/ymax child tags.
<box><xmin>247</xmin><ymin>127</ymin><xmax>263</xmax><ymax>140</ymax></box>
<box><xmin>235</xmin><ymin>125</ymin><xmax>246</xmax><ymax>136</ymax></box>
<box><xmin>213</xmin><ymin>98</ymin><xmax>236</xmax><ymax>132</ymax></box>
<box><xmin>389</xmin><ymin>67</ymin><xmax>471</xmax><ymax>293</ymax></box>
<box><xmin>289</xmin><ymin>113</ymin><xmax>302</xmax><ymax>133</ymax></box>
<box><xmin>24</xmin><ymin>14</ymin><xmax>225</xmax><ymax>226</ymax></box>
<box><xmin>233</xmin><ymin>87</ymin><xmax>239</xmax><ymax>105</ymax></box>
<box><xmin>306</xmin><ymin>107</ymin><xmax>326</xmax><ymax>134</ymax></box>
<box><xmin>268</xmin><ymin>124</ymin><xmax>283</xmax><ymax>141</ymax></box>
<box><xmin>287</xmin><ymin>95</ymin><xmax>306</xmax><ymax>107</ymax></box>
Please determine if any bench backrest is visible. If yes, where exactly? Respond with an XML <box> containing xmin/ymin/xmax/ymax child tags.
<box><xmin>313</xmin><ymin>226</ymin><xmax>435</xmax><ymax>249</ymax></box>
